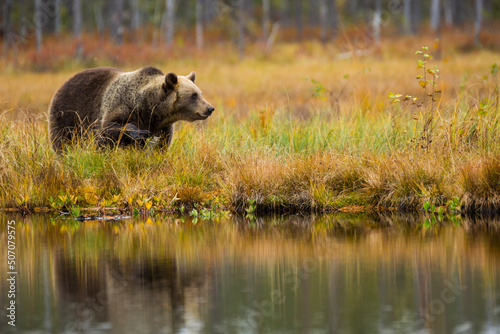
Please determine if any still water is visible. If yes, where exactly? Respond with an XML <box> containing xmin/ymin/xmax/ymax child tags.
<box><xmin>0</xmin><ymin>212</ymin><xmax>499</xmax><ymax>334</ymax></box>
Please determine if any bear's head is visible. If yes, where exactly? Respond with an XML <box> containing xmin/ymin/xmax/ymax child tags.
<box><xmin>161</xmin><ymin>71</ymin><xmax>214</xmax><ymax>123</ymax></box>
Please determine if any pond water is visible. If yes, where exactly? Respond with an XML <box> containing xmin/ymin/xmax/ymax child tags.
<box><xmin>1</xmin><ymin>212</ymin><xmax>499</xmax><ymax>334</ymax></box>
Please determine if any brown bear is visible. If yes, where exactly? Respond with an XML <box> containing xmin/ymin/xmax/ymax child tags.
<box><xmin>48</xmin><ymin>66</ymin><xmax>214</xmax><ymax>152</ymax></box>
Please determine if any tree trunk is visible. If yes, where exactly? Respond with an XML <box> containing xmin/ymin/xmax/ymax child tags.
<box><xmin>346</xmin><ymin>0</ymin><xmax>358</xmax><ymax>22</ymax></box>
<box><xmin>450</xmin><ymin>0</ymin><xmax>466</xmax><ymax>26</ymax></box>
<box><xmin>474</xmin><ymin>0</ymin><xmax>483</xmax><ymax>46</ymax></box>
<box><xmin>331</xmin><ymin>0</ymin><xmax>338</xmax><ymax>40</ymax></box>
<box><xmin>363</xmin><ymin>0</ymin><xmax>370</xmax><ymax>22</ymax></box>
<box><xmin>403</xmin><ymin>0</ymin><xmax>413</xmax><ymax>34</ymax></box>
<box><xmin>411</xmin><ymin>0</ymin><xmax>422</xmax><ymax>33</ymax></box>
<box><xmin>73</xmin><ymin>0</ymin><xmax>83</xmax><ymax>58</ymax></box>
<box><xmin>308</xmin><ymin>0</ymin><xmax>319</xmax><ymax>28</ymax></box>
<box><xmin>237</xmin><ymin>0</ymin><xmax>245</xmax><ymax>58</ymax></box>
<box><xmin>2</xmin><ymin>0</ymin><xmax>13</xmax><ymax>54</ymax></box>
<box><xmin>94</xmin><ymin>2</ymin><xmax>104</xmax><ymax>41</ymax></box>
<box><xmin>263</xmin><ymin>0</ymin><xmax>270</xmax><ymax>41</ymax></box>
<box><xmin>319</xmin><ymin>0</ymin><xmax>327</xmax><ymax>43</ymax></box>
<box><xmin>130</xmin><ymin>0</ymin><xmax>141</xmax><ymax>31</ymax></box>
<box><xmin>430</xmin><ymin>0</ymin><xmax>440</xmax><ymax>30</ymax></box>
<box><xmin>110</xmin><ymin>0</ymin><xmax>124</xmax><ymax>44</ymax></box>
<box><xmin>207</xmin><ymin>0</ymin><xmax>218</xmax><ymax>22</ymax></box>
<box><xmin>444</xmin><ymin>0</ymin><xmax>453</xmax><ymax>25</ymax></box>
<box><xmin>152</xmin><ymin>1</ymin><xmax>161</xmax><ymax>48</ymax></box>
<box><xmin>295</xmin><ymin>0</ymin><xmax>303</xmax><ymax>41</ymax></box>
<box><xmin>53</xmin><ymin>0</ymin><xmax>62</xmax><ymax>34</ymax></box>
<box><xmin>196</xmin><ymin>0</ymin><xmax>203</xmax><ymax>49</ymax></box>
<box><xmin>373</xmin><ymin>0</ymin><xmax>382</xmax><ymax>46</ymax></box>
<box><xmin>281</xmin><ymin>0</ymin><xmax>290</xmax><ymax>26</ymax></box>
<box><xmin>165</xmin><ymin>0</ymin><xmax>175</xmax><ymax>47</ymax></box>
<box><xmin>35</xmin><ymin>0</ymin><xmax>43</xmax><ymax>54</ymax></box>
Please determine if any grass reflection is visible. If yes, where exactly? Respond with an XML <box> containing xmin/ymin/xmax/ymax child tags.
<box><xmin>0</xmin><ymin>212</ymin><xmax>499</xmax><ymax>333</ymax></box>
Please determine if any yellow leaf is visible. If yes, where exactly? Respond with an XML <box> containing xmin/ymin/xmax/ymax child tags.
<box><xmin>145</xmin><ymin>201</ymin><xmax>153</xmax><ymax>210</ymax></box>
<box><xmin>419</xmin><ymin>81</ymin><xmax>427</xmax><ymax>88</ymax></box>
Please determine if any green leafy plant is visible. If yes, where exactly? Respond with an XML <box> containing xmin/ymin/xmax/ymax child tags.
<box><xmin>105</xmin><ymin>194</ymin><xmax>122</xmax><ymax>207</ymax></box>
<box><xmin>71</xmin><ymin>206</ymin><xmax>81</xmax><ymax>218</ymax></box>
<box><xmin>189</xmin><ymin>208</ymin><xmax>198</xmax><ymax>217</ymax></box>
<box><xmin>422</xmin><ymin>197</ymin><xmax>462</xmax><ymax>228</ymax></box>
<box><xmin>423</xmin><ymin>201</ymin><xmax>434</xmax><ymax>212</ymax></box>
<box><xmin>48</xmin><ymin>193</ymin><xmax>82</xmax><ymax>218</ymax></box>
<box><xmin>308</xmin><ymin>78</ymin><xmax>331</xmax><ymax>101</ymax></box>
<box><xmin>447</xmin><ymin>197</ymin><xmax>461</xmax><ymax>212</ymax></box>
<box><xmin>446</xmin><ymin>197</ymin><xmax>462</xmax><ymax>226</ymax></box>
<box><xmin>390</xmin><ymin>46</ymin><xmax>442</xmax><ymax>152</ymax></box>
<box><xmin>423</xmin><ymin>200</ymin><xmax>438</xmax><ymax>227</ymax></box>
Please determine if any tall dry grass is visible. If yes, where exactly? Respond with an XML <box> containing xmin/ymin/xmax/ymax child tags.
<box><xmin>1</xmin><ymin>38</ymin><xmax>500</xmax><ymax>214</ymax></box>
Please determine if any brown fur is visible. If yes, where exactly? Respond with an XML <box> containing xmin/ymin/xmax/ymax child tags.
<box><xmin>49</xmin><ymin>66</ymin><xmax>214</xmax><ymax>152</ymax></box>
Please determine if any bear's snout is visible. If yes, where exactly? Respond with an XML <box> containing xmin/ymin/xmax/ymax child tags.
<box><xmin>200</xmin><ymin>106</ymin><xmax>214</xmax><ymax>119</ymax></box>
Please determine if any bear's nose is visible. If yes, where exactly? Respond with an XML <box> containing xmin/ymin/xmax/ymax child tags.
<box><xmin>207</xmin><ymin>106</ymin><xmax>215</xmax><ymax>115</ymax></box>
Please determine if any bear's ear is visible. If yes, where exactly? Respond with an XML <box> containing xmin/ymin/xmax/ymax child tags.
<box><xmin>187</xmin><ymin>71</ymin><xmax>196</xmax><ymax>83</ymax></box>
<box><xmin>162</xmin><ymin>72</ymin><xmax>178</xmax><ymax>93</ymax></box>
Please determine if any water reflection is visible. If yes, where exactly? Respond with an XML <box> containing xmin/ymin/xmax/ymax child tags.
<box><xmin>0</xmin><ymin>213</ymin><xmax>499</xmax><ymax>333</ymax></box>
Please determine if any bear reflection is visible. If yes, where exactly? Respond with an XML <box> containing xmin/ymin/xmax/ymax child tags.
<box><xmin>56</xmin><ymin>252</ymin><xmax>208</xmax><ymax>333</ymax></box>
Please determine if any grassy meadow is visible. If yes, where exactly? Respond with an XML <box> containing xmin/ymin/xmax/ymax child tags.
<box><xmin>1</xmin><ymin>34</ymin><xmax>500</xmax><ymax>215</ymax></box>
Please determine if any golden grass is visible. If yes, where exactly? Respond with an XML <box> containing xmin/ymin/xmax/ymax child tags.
<box><xmin>1</xmin><ymin>37</ymin><xmax>500</xmax><ymax>214</ymax></box>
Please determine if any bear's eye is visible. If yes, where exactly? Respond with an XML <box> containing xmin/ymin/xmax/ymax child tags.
<box><xmin>191</xmin><ymin>93</ymin><xmax>198</xmax><ymax>99</ymax></box>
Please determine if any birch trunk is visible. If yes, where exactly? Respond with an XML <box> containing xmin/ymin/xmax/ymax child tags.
<box><xmin>373</xmin><ymin>0</ymin><xmax>381</xmax><ymax>46</ymax></box>
<box><xmin>110</xmin><ymin>0</ymin><xmax>124</xmax><ymax>44</ymax></box>
<box><xmin>73</xmin><ymin>0</ymin><xmax>83</xmax><ymax>57</ymax></box>
<box><xmin>331</xmin><ymin>0</ymin><xmax>338</xmax><ymax>40</ymax></box>
<box><xmin>130</xmin><ymin>0</ymin><xmax>141</xmax><ymax>30</ymax></box>
<box><xmin>319</xmin><ymin>0</ymin><xmax>327</xmax><ymax>44</ymax></box>
<box><xmin>263</xmin><ymin>0</ymin><xmax>270</xmax><ymax>41</ymax></box>
<box><xmin>444</xmin><ymin>0</ymin><xmax>453</xmax><ymax>26</ymax></box>
<box><xmin>430</xmin><ymin>0</ymin><xmax>440</xmax><ymax>30</ymax></box>
<box><xmin>35</xmin><ymin>0</ymin><xmax>43</xmax><ymax>54</ymax></box>
<box><xmin>196</xmin><ymin>0</ymin><xmax>203</xmax><ymax>49</ymax></box>
<box><xmin>165</xmin><ymin>0</ymin><xmax>175</xmax><ymax>47</ymax></box>
<box><xmin>237</xmin><ymin>0</ymin><xmax>245</xmax><ymax>58</ymax></box>
<box><xmin>403</xmin><ymin>0</ymin><xmax>413</xmax><ymax>34</ymax></box>
<box><xmin>296</xmin><ymin>0</ymin><xmax>303</xmax><ymax>41</ymax></box>
<box><xmin>474</xmin><ymin>0</ymin><xmax>483</xmax><ymax>46</ymax></box>
<box><xmin>2</xmin><ymin>0</ymin><xmax>13</xmax><ymax>54</ymax></box>
<box><xmin>54</xmin><ymin>0</ymin><xmax>61</xmax><ymax>34</ymax></box>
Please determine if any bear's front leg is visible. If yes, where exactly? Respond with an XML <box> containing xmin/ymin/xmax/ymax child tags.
<box><xmin>156</xmin><ymin>125</ymin><xmax>174</xmax><ymax>149</ymax></box>
<box><xmin>100</xmin><ymin>123</ymin><xmax>152</xmax><ymax>147</ymax></box>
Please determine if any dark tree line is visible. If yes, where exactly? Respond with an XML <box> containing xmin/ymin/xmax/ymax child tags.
<box><xmin>1</xmin><ymin>0</ymin><xmax>498</xmax><ymax>56</ymax></box>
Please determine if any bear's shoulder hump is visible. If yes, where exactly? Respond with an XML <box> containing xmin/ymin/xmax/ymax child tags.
<box><xmin>80</xmin><ymin>67</ymin><xmax>123</xmax><ymax>75</ymax></box>
<box><xmin>139</xmin><ymin>67</ymin><xmax>164</xmax><ymax>77</ymax></box>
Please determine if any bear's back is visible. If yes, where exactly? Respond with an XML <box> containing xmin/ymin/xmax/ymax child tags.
<box><xmin>49</xmin><ymin>67</ymin><xmax>123</xmax><ymax>151</ymax></box>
